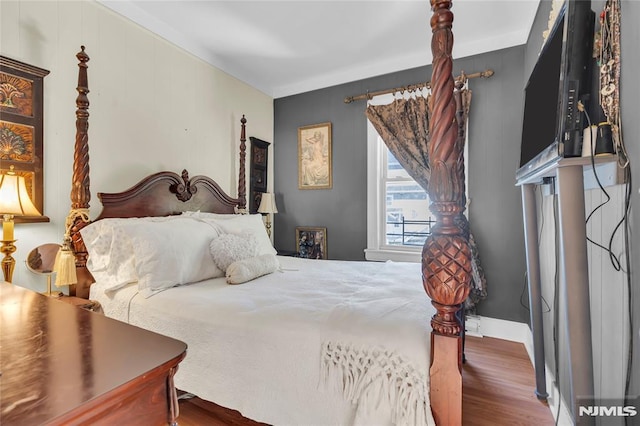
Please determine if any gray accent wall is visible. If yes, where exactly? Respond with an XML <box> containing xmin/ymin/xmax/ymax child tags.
<box><xmin>275</xmin><ymin>0</ymin><xmax>640</xmax><ymax>405</ymax></box>
<box><xmin>274</xmin><ymin>46</ymin><xmax>529</xmax><ymax>323</ymax></box>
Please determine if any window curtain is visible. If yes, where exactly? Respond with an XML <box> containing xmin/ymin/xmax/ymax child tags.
<box><xmin>365</xmin><ymin>85</ymin><xmax>487</xmax><ymax>312</ymax></box>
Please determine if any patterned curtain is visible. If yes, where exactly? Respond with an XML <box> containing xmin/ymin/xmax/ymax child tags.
<box><xmin>365</xmin><ymin>86</ymin><xmax>487</xmax><ymax>312</ymax></box>
<box><xmin>365</xmin><ymin>95</ymin><xmax>431</xmax><ymax>189</ymax></box>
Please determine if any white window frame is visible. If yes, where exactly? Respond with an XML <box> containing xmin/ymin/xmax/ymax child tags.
<box><xmin>365</xmin><ymin>93</ymin><xmax>469</xmax><ymax>263</ymax></box>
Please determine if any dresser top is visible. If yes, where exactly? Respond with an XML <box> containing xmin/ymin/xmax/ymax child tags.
<box><xmin>0</xmin><ymin>282</ymin><xmax>187</xmax><ymax>425</ymax></box>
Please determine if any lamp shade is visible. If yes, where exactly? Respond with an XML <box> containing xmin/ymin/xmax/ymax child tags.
<box><xmin>257</xmin><ymin>192</ymin><xmax>278</xmax><ymax>214</ymax></box>
<box><xmin>0</xmin><ymin>169</ymin><xmax>41</xmax><ymax>217</ymax></box>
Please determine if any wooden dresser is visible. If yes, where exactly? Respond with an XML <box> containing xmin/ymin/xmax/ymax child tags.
<box><xmin>0</xmin><ymin>282</ymin><xmax>187</xmax><ymax>425</ymax></box>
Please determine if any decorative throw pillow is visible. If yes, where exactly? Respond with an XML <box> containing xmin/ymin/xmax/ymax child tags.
<box><xmin>209</xmin><ymin>233</ymin><xmax>260</xmax><ymax>272</ymax></box>
<box><xmin>226</xmin><ymin>254</ymin><xmax>280</xmax><ymax>284</ymax></box>
<box><xmin>198</xmin><ymin>214</ymin><xmax>277</xmax><ymax>257</ymax></box>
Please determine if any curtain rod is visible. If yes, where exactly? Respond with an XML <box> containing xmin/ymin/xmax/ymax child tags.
<box><xmin>343</xmin><ymin>69</ymin><xmax>494</xmax><ymax>104</ymax></box>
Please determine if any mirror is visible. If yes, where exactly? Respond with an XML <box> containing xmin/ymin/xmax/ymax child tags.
<box><xmin>26</xmin><ymin>243</ymin><xmax>61</xmax><ymax>296</ymax></box>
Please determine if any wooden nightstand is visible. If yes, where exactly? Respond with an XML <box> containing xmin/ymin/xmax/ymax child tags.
<box><xmin>54</xmin><ymin>294</ymin><xmax>104</xmax><ymax>313</ymax></box>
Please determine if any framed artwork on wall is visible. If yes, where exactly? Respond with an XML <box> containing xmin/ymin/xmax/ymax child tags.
<box><xmin>0</xmin><ymin>55</ymin><xmax>50</xmax><ymax>223</ymax></box>
<box><xmin>295</xmin><ymin>226</ymin><xmax>327</xmax><ymax>259</ymax></box>
<box><xmin>298</xmin><ymin>122</ymin><xmax>332</xmax><ymax>190</ymax></box>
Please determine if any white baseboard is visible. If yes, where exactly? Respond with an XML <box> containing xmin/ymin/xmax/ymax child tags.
<box><xmin>464</xmin><ymin>315</ymin><xmax>572</xmax><ymax>425</ymax></box>
<box><xmin>464</xmin><ymin>314</ymin><xmax>532</xmax><ymax>344</ymax></box>
<box><xmin>545</xmin><ymin>367</ymin><xmax>574</xmax><ymax>425</ymax></box>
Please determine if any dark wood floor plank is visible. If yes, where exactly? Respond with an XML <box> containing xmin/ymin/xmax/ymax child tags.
<box><xmin>178</xmin><ymin>336</ymin><xmax>555</xmax><ymax>425</ymax></box>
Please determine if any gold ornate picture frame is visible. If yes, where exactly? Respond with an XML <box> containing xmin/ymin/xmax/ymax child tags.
<box><xmin>295</xmin><ymin>226</ymin><xmax>327</xmax><ymax>259</ymax></box>
<box><xmin>0</xmin><ymin>56</ymin><xmax>50</xmax><ymax>222</ymax></box>
<box><xmin>298</xmin><ymin>122</ymin><xmax>332</xmax><ymax>190</ymax></box>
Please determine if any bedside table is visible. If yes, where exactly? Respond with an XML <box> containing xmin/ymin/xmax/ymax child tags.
<box><xmin>54</xmin><ymin>294</ymin><xmax>103</xmax><ymax>313</ymax></box>
<box><xmin>277</xmin><ymin>249</ymin><xmax>300</xmax><ymax>257</ymax></box>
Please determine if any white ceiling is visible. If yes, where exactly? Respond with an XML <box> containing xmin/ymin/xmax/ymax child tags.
<box><xmin>98</xmin><ymin>0</ymin><xmax>541</xmax><ymax>98</ymax></box>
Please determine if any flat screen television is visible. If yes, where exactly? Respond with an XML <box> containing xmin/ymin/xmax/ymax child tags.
<box><xmin>516</xmin><ymin>0</ymin><xmax>595</xmax><ymax>181</ymax></box>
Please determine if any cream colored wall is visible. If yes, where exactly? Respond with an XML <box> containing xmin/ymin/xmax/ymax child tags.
<box><xmin>0</xmin><ymin>0</ymin><xmax>274</xmax><ymax>291</ymax></box>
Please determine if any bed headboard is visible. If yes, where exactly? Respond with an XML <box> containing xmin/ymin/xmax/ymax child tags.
<box><xmin>66</xmin><ymin>47</ymin><xmax>247</xmax><ymax>298</ymax></box>
<box><xmin>95</xmin><ymin>170</ymin><xmax>241</xmax><ymax>220</ymax></box>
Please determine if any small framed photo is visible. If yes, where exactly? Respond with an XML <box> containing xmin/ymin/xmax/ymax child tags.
<box><xmin>298</xmin><ymin>122</ymin><xmax>332</xmax><ymax>190</ymax></box>
<box><xmin>295</xmin><ymin>227</ymin><xmax>327</xmax><ymax>259</ymax></box>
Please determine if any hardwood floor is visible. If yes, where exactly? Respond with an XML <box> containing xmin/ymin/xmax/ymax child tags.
<box><xmin>461</xmin><ymin>336</ymin><xmax>554</xmax><ymax>426</ymax></box>
<box><xmin>177</xmin><ymin>336</ymin><xmax>554</xmax><ymax>425</ymax></box>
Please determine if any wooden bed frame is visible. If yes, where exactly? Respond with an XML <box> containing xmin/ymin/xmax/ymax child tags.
<box><xmin>66</xmin><ymin>1</ymin><xmax>469</xmax><ymax>424</ymax></box>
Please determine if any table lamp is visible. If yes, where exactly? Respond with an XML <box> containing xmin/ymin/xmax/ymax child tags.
<box><xmin>0</xmin><ymin>166</ymin><xmax>41</xmax><ymax>282</ymax></box>
<box><xmin>257</xmin><ymin>192</ymin><xmax>278</xmax><ymax>238</ymax></box>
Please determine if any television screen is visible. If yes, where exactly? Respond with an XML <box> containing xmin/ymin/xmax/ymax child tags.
<box><xmin>517</xmin><ymin>0</ymin><xmax>595</xmax><ymax>180</ymax></box>
<box><xmin>519</xmin><ymin>15</ymin><xmax>564</xmax><ymax>169</ymax></box>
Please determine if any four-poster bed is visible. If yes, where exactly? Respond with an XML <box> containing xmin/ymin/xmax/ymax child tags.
<box><xmin>64</xmin><ymin>1</ymin><xmax>470</xmax><ymax>424</ymax></box>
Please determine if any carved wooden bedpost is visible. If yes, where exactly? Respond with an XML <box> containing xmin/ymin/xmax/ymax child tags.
<box><xmin>422</xmin><ymin>1</ymin><xmax>471</xmax><ymax>424</ymax></box>
<box><xmin>68</xmin><ymin>46</ymin><xmax>93</xmax><ymax>297</ymax></box>
<box><xmin>238</xmin><ymin>115</ymin><xmax>247</xmax><ymax>211</ymax></box>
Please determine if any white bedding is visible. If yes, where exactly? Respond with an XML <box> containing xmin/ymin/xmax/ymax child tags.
<box><xmin>90</xmin><ymin>256</ymin><xmax>436</xmax><ymax>426</ymax></box>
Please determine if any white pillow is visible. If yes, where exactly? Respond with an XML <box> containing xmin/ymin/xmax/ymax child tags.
<box><xmin>81</xmin><ymin>216</ymin><xmax>190</xmax><ymax>292</ymax></box>
<box><xmin>81</xmin><ymin>218</ymin><xmax>141</xmax><ymax>291</ymax></box>
<box><xmin>199</xmin><ymin>214</ymin><xmax>276</xmax><ymax>257</ymax></box>
<box><xmin>226</xmin><ymin>254</ymin><xmax>280</xmax><ymax>284</ymax></box>
<box><xmin>123</xmin><ymin>217</ymin><xmax>224</xmax><ymax>298</ymax></box>
<box><xmin>209</xmin><ymin>233</ymin><xmax>259</xmax><ymax>272</ymax></box>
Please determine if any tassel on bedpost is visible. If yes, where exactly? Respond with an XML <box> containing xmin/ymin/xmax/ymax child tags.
<box><xmin>53</xmin><ymin>236</ymin><xmax>77</xmax><ymax>287</ymax></box>
<box><xmin>53</xmin><ymin>208</ymin><xmax>90</xmax><ymax>288</ymax></box>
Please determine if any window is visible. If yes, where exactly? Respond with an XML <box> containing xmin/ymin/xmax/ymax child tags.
<box><xmin>365</xmin><ymin>122</ymin><xmax>430</xmax><ymax>263</ymax></box>
<box><xmin>385</xmin><ymin>151</ymin><xmax>433</xmax><ymax>248</ymax></box>
<box><xmin>365</xmin><ymin>94</ymin><xmax>468</xmax><ymax>263</ymax></box>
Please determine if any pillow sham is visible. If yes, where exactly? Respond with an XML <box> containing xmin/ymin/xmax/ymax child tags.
<box><xmin>209</xmin><ymin>233</ymin><xmax>259</xmax><ymax>272</ymax></box>
<box><xmin>81</xmin><ymin>215</ymin><xmax>224</xmax><ymax>295</ymax></box>
<box><xmin>81</xmin><ymin>217</ymin><xmax>150</xmax><ymax>291</ymax></box>
<box><xmin>226</xmin><ymin>254</ymin><xmax>280</xmax><ymax>284</ymax></box>
<box><xmin>124</xmin><ymin>217</ymin><xmax>224</xmax><ymax>298</ymax></box>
